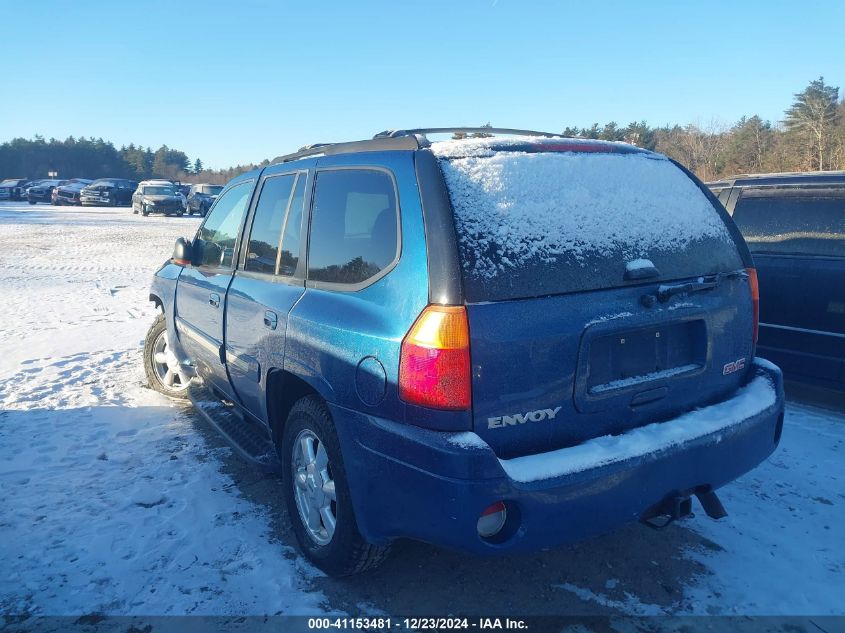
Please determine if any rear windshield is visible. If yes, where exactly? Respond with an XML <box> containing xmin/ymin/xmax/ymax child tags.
<box><xmin>731</xmin><ymin>193</ymin><xmax>845</xmax><ymax>258</ymax></box>
<box><xmin>435</xmin><ymin>148</ymin><xmax>742</xmax><ymax>301</ymax></box>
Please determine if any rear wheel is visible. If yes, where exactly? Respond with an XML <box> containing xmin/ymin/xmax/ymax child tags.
<box><xmin>28</xmin><ymin>200</ymin><xmax>35</xmax><ymax>205</ymax></box>
<box><xmin>143</xmin><ymin>313</ymin><xmax>190</xmax><ymax>398</ymax></box>
<box><xmin>280</xmin><ymin>396</ymin><xmax>390</xmax><ymax>576</ymax></box>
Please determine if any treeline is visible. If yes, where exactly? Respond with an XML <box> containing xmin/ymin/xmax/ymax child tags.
<box><xmin>2</xmin><ymin>78</ymin><xmax>843</xmax><ymax>185</ymax></box>
<box><xmin>0</xmin><ymin>136</ymin><xmax>262</xmax><ymax>185</ymax></box>
<box><xmin>557</xmin><ymin>77</ymin><xmax>845</xmax><ymax>181</ymax></box>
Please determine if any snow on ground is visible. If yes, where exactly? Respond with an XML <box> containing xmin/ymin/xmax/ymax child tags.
<box><xmin>554</xmin><ymin>398</ymin><xmax>845</xmax><ymax>616</ymax></box>
<box><xmin>0</xmin><ymin>203</ymin><xmax>326</xmax><ymax>615</ymax></box>
<box><xmin>680</xmin><ymin>400</ymin><xmax>844</xmax><ymax>614</ymax></box>
<box><xmin>0</xmin><ymin>201</ymin><xmax>843</xmax><ymax>618</ymax></box>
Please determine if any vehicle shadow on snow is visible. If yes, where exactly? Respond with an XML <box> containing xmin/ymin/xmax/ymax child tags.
<box><xmin>188</xmin><ymin>414</ymin><xmax>722</xmax><ymax>617</ymax></box>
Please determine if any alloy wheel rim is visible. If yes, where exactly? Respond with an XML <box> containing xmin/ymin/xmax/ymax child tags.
<box><xmin>292</xmin><ymin>429</ymin><xmax>337</xmax><ymax>546</ymax></box>
<box><xmin>151</xmin><ymin>329</ymin><xmax>189</xmax><ymax>392</ymax></box>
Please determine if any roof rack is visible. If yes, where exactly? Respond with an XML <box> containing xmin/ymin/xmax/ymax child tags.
<box><xmin>271</xmin><ymin>127</ymin><xmax>562</xmax><ymax>165</ymax></box>
<box><xmin>273</xmin><ymin>135</ymin><xmax>422</xmax><ymax>164</ymax></box>
<box><xmin>374</xmin><ymin>127</ymin><xmax>560</xmax><ymax>140</ymax></box>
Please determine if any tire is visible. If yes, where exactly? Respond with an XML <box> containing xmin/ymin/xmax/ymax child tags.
<box><xmin>28</xmin><ymin>200</ymin><xmax>35</xmax><ymax>205</ymax></box>
<box><xmin>280</xmin><ymin>396</ymin><xmax>390</xmax><ymax>576</ymax></box>
<box><xmin>143</xmin><ymin>313</ymin><xmax>190</xmax><ymax>398</ymax></box>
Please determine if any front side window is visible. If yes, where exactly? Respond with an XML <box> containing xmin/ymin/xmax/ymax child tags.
<box><xmin>194</xmin><ymin>181</ymin><xmax>251</xmax><ymax>269</ymax></box>
<box><xmin>307</xmin><ymin>169</ymin><xmax>398</xmax><ymax>285</ymax></box>
<box><xmin>244</xmin><ymin>174</ymin><xmax>295</xmax><ymax>274</ymax></box>
<box><xmin>732</xmin><ymin>194</ymin><xmax>845</xmax><ymax>257</ymax></box>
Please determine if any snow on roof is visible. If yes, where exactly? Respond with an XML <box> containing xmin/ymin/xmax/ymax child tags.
<box><xmin>429</xmin><ymin>135</ymin><xmax>637</xmax><ymax>159</ymax></box>
<box><xmin>437</xmin><ymin>149</ymin><xmax>733</xmax><ymax>281</ymax></box>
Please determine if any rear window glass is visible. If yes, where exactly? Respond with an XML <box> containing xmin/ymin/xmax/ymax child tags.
<box><xmin>731</xmin><ymin>194</ymin><xmax>845</xmax><ymax>257</ymax></box>
<box><xmin>435</xmin><ymin>148</ymin><xmax>742</xmax><ymax>302</ymax></box>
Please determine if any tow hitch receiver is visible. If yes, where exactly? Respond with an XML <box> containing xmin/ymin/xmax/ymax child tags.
<box><xmin>640</xmin><ymin>494</ymin><xmax>693</xmax><ymax>529</ymax></box>
<box><xmin>640</xmin><ymin>489</ymin><xmax>728</xmax><ymax>529</ymax></box>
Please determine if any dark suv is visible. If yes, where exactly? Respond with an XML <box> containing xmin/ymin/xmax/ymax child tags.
<box><xmin>186</xmin><ymin>183</ymin><xmax>224</xmax><ymax>216</ymax></box>
<box><xmin>27</xmin><ymin>179</ymin><xmax>67</xmax><ymax>204</ymax></box>
<box><xmin>80</xmin><ymin>178</ymin><xmax>138</xmax><ymax>207</ymax></box>
<box><xmin>709</xmin><ymin>171</ymin><xmax>845</xmax><ymax>389</ymax></box>
<box><xmin>145</xmin><ymin>128</ymin><xmax>784</xmax><ymax>576</ymax></box>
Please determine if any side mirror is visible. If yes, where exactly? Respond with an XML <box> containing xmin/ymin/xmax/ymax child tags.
<box><xmin>172</xmin><ymin>237</ymin><xmax>192</xmax><ymax>266</ymax></box>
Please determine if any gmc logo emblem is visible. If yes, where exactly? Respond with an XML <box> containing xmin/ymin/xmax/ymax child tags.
<box><xmin>723</xmin><ymin>358</ymin><xmax>746</xmax><ymax>375</ymax></box>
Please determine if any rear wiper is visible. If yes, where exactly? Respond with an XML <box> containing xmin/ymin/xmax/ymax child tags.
<box><xmin>657</xmin><ymin>279</ymin><xmax>717</xmax><ymax>303</ymax></box>
<box><xmin>655</xmin><ymin>270</ymin><xmax>746</xmax><ymax>304</ymax></box>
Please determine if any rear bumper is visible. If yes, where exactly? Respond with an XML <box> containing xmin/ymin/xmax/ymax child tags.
<box><xmin>332</xmin><ymin>358</ymin><xmax>785</xmax><ymax>554</ymax></box>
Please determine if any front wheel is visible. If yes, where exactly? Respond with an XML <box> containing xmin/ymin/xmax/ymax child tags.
<box><xmin>280</xmin><ymin>396</ymin><xmax>390</xmax><ymax>576</ymax></box>
<box><xmin>143</xmin><ymin>313</ymin><xmax>190</xmax><ymax>398</ymax></box>
<box><xmin>28</xmin><ymin>200</ymin><xmax>36</xmax><ymax>205</ymax></box>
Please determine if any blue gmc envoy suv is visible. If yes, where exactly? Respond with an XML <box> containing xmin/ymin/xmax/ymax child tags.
<box><xmin>144</xmin><ymin>128</ymin><xmax>785</xmax><ymax>576</ymax></box>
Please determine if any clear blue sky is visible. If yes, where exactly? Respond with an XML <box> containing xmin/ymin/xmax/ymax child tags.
<box><xmin>2</xmin><ymin>0</ymin><xmax>843</xmax><ymax>169</ymax></box>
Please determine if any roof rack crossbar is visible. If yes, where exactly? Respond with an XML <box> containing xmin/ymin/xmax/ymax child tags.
<box><xmin>374</xmin><ymin>127</ymin><xmax>560</xmax><ymax>139</ymax></box>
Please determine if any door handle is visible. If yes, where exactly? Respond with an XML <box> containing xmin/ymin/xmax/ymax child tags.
<box><xmin>209</xmin><ymin>293</ymin><xmax>220</xmax><ymax>308</ymax></box>
<box><xmin>264</xmin><ymin>310</ymin><xmax>278</xmax><ymax>330</ymax></box>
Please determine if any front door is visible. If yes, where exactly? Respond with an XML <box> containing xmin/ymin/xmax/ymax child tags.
<box><xmin>175</xmin><ymin>180</ymin><xmax>254</xmax><ymax>395</ymax></box>
<box><xmin>225</xmin><ymin>169</ymin><xmax>309</xmax><ymax>420</ymax></box>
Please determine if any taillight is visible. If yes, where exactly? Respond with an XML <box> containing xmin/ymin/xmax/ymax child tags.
<box><xmin>747</xmin><ymin>267</ymin><xmax>759</xmax><ymax>347</ymax></box>
<box><xmin>399</xmin><ymin>305</ymin><xmax>471</xmax><ymax>410</ymax></box>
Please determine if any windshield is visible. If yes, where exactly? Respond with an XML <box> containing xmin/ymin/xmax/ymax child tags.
<box><xmin>143</xmin><ymin>186</ymin><xmax>176</xmax><ymax>196</ymax></box>
<box><xmin>435</xmin><ymin>147</ymin><xmax>742</xmax><ymax>301</ymax></box>
<box><xmin>199</xmin><ymin>185</ymin><xmax>223</xmax><ymax>195</ymax></box>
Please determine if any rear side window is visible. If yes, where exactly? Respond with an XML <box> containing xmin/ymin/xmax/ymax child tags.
<box><xmin>732</xmin><ymin>194</ymin><xmax>845</xmax><ymax>257</ymax></box>
<box><xmin>307</xmin><ymin>169</ymin><xmax>398</xmax><ymax>285</ymax></box>
<box><xmin>435</xmin><ymin>149</ymin><xmax>742</xmax><ymax>302</ymax></box>
<box><xmin>244</xmin><ymin>174</ymin><xmax>295</xmax><ymax>274</ymax></box>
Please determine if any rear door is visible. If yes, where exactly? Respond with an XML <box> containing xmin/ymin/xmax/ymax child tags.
<box><xmin>435</xmin><ymin>146</ymin><xmax>752</xmax><ymax>458</ymax></box>
<box><xmin>175</xmin><ymin>180</ymin><xmax>254</xmax><ymax>395</ymax></box>
<box><xmin>729</xmin><ymin>188</ymin><xmax>845</xmax><ymax>385</ymax></box>
<box><xmin>225</xmin><ymin>168</ymin><xmax>310</xmax><ymax>420</ymax></box>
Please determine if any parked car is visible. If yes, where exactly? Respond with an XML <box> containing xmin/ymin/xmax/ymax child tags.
<box><xmin>0</xmin><ymin>178</ymin><xmax>31</xmax><ymax>201</ymax></box>
<box><xmin>27</xmin><ymin>179</ymin><xmax>68</xmax><ymax>204</ymax></box>
<box><xmin>80</xmin><ymin>178</ymin><xmax>138</xmax><ymax>207</ymax></box>
<box><xmin>709</xmin><ymin>171</ymin><xmax>845</xmax><ymax>389</ymax></box>
<box><xmin>54</xmin><ymin>179</ymin><xmax>93</xmax><ymax>205</ymax></box>
<box><xmin>186</xmin><ymin>183</ymin><xmax>224</xmax><ymax>216</ymax></box>
<box><xmin>132</xmin><ymin>182</ymin><xmax>185</xmax><ymax>216</ymax></box>
<box><xmin>145</xmin><ymin>128</ymin><xmax>784</xmax><ymax>576</ymax></box>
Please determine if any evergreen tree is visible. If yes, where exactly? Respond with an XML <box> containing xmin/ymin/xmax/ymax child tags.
<box><xmin>784</xmin><ymin>77</ymin><xmax>840</xmax><ymax>170</ymax></box>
